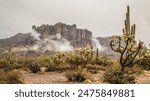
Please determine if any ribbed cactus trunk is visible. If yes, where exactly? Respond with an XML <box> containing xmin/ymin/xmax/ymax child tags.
<box><xmin>95</xmin><ymin>48</ymin><xmax>99</xmax><ymax>63</ymax></box>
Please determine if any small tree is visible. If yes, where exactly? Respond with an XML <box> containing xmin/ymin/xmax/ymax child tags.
<box><xmin>110</xmin><ymin>6</ymin><xmax>143</xmax><ymax>71</ymax></box>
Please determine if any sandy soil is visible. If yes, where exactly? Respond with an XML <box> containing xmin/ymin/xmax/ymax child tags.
<box><xmin>136</xmin><ymin>71</ymin><xmax>150</xmax><ymax>84</ymax></box>
<box><xmin>21</xmin><ymin>70</ymin><xmax>150</xmax><ymax>84</ymax></box>
<box><xmin>21</xmin><ymin>70</ymin><xmax>105</xmax><ymax>84</ymax></box>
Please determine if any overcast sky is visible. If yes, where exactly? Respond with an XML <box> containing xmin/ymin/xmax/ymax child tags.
<box><xmin>0</xmin><ymin>0</ymin><xmax>150</xmax><ymax>45</ymax></box>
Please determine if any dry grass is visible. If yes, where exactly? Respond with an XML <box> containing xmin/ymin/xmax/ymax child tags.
<box><xmin>0</xmin><ymin>69</ymin><xmax>23</xmax><ymax>84</ymax></box>
<box><xmin>65</xmin><ymin>68</ymin><xmax>91</xmax><ymax>82</ymax></box>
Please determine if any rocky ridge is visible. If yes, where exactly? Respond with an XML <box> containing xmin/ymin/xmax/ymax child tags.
<box><xmin>0</xmin><ymin>22</ymin><xmax>113</xmax><ymax>55</ymax></box>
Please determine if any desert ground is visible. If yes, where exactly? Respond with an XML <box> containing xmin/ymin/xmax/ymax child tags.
<box><xmin>20</xmin><ymin>69</ymin><xmax>150</xmax><ymax>84</ymax></box>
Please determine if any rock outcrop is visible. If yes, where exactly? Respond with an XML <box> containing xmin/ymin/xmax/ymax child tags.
<box><xmin>32</xmin><ymin>22</ymin><xmax>92</xmax><ymax>47</ymax></box>
<box><xmin>0</xmin><ymin>22</ymin><xmax>113</xmax><ymax>54</ymax></box>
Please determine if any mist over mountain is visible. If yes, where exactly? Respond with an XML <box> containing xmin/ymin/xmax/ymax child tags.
<box><xmin>0</xmin><ymin>22</ymin><xmax>113</xmax><ymax>55</ymax></box>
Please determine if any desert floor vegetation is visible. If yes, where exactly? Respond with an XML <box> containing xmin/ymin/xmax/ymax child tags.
<box><xmin>0</xmin><ymin>6</ymin><xmax>150</xmax><ymax>84</ymax></box>
<box><xmin>0</xmin><ymin>47</ymin><xmax>150</xmax><ymax>84</ymax></box>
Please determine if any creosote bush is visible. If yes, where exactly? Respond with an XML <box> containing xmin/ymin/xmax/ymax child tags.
<box><xmin>66</xmin><ymin>68</ymin><xmax>91</xmax><ymax>82</ymax></box>
<box><xmin>104</xmin><ymin>66</ymin><xmax>136</xmax><ymax>84</ymax></box>
<box><xmin>27</xmin><ymin>59</ymin><xmax>41</xmax><ymax>73</ymax></box>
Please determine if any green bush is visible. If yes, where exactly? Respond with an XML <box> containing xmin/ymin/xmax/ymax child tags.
<box><xmin>46</xmin><ymin>63</ymin><xmax>58</xmax><ymax>72</ymax></box>
<box><xmin>104</xmin><ymin>66</ymin><xmax>137</xmax><ymax>84</ymax></box>
<box><xmin>27</xmin><ymin>59</ymin><xmax>41</xmax><ymax>73</ymax></box>
<box><xmin>85</xmin><ymin>64</ymin><xmax>106</xmax><ymax>73</ymax></box>
<box><xmin>67</xmin><ymin>53</ymin><xmax>83</xmax><ymax>69</ymax></box>
<box><xmin>140</xmin><ymin>55</ymin><xmax>150</xmax><ymax>70</ymax></box>
<box><xmin>51</xmin><ymin>52</ymin><xmax>66</xmax><ymax>65</ymax></box>
<box><xmin>0</xmin><ymin>59</ymin><xmax>8</xmax><ymax>70</ymax></box>
<box><xmin>37</xmin><ymin>56</ymin><xmax>52</xmax><ymax>67</ymax></box>
<box><xmin>0</xmin><ymin>55</ymin><xmax>26</xmax><ymax>71</ymax></box>
<box><xmin>96</xmin><ymin>57</ymin><xmax>112</xmax><ymax>66</ymax></box>
<box><xmin>74</xmin><ymin>48</ymin><xmax>93</xmax><ymax>67</ymax></box>
<box><xmin>66</xmin><ymin>68</ymin><xmax>91</xmax><ymax>82</ymax></box>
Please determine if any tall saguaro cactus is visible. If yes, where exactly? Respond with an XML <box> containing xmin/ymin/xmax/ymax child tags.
<box><xmin>110</xmin><ymin>6</ymin><xmax>143</xmax><ymax>71</ymax></box>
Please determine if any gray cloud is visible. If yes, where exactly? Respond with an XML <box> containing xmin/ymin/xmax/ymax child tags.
<box><xmin>0</xmin><ymin>0</ymin><xmax>150</xmax><ymax>45</ymax></box>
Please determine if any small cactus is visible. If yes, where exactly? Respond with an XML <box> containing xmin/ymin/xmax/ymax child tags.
<box><xmin>95</xmin><ymin>48</ymin><xmax>99</xmax><ymax>63</ymax></box>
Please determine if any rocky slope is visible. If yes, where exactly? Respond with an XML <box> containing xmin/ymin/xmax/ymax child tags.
<box><xmin>0</xmin><ymin>33</ymin><xmax>35</xmax><ymax>48</ymax></box>
<box><xmin>32</xmin><ymin>22</ymin><xmax>92</xmax><ymax>48</ymax></box>
<box><xmin>0</xmin><ymin>22</ymin><xmax>112</xmax><ymax>54</ymax></box>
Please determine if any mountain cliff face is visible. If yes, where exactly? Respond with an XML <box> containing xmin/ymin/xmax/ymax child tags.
<box><xmin>32</xmin><ymin>22</ymin><xmax>92</xmax><ymax>47</ymax></box>
<box><xmin>0</xmin><ymin>22</ymin><xmax>112</xmax><ymax>54</ymax></box>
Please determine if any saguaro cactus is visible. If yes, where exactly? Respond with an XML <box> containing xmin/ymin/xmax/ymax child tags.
<box><xmin>95</xmin><ymin>48</ymin><xmax>99</xmax><ymax>63</ymax></box>
<box><xmin>110</xmin><ymin>6</ymin><xmax>143</xmax><ymax>71</ymax></box>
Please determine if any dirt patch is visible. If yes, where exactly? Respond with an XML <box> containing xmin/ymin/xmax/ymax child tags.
<box><xmin>21</xmin><ymin>70</ymin><xmax>150</xmax><ymax>84</ymax></box>
<box><xmin>22</xmin><ymin>72</ymin><xmax>68</xmax><ymax>84</ymax></box>
<box><xmin>136</xmin><ymin>71</ymin><xmax>150</xmax><ymax>84</ymax></box>
<box><xmin>21</xmin><ymin>70</ymin><xmax>105</xmax><ymax>84</ymax></box>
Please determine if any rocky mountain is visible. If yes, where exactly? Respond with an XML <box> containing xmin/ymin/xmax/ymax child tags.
<box><xmin>0</xmin><ymin>33</ymin><xmax>35</xmax><ymax>48</ymax></box>
<box><xmin>32</xmin><ymin>22</ymin><xmax>92</xmax><ymax>48</ymax></box>
<box><xmin>0</xmin><ymin>22</ymin><xmax>113</xmax><ymax>54</ymax></box>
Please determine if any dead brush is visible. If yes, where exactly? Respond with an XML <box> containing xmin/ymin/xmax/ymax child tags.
<box><xmin>0</xmin><ymin>69</ymin><xmax>23</xmax><ymax>84</ymax></box>
<box><xmin>85</xmin><ymin>64</ymin><xmax>106</xmax><ymax>74</ymax></box>
<box><xmin>65</xmin><ymin>67</ymin><xmax>91</xmax><ymax>82</ymax></box>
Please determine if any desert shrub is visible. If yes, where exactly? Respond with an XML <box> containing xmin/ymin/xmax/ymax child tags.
<box><xmin>101</xmin><ymin>57</ymin><xmax>112</xmax><ymax>66</ymax></box>
<box><xmin>95</xmin><ymin>57</ymin><xmax>112</xmax><ymax>66</ymax></box>
<box><xmin>66</xmin><ymin>48</ymin><xmax>93</xmax><ymax>69</ymax></box>
<box><xmin>44</xmin><ymin>53</ymin><xmax>69</xmax><ymax>71</ymax></box>
<box><xmin>86</xmin><ymin>64</ymin><xmax>106</xmax><ymax>73</ymax></box>
<box><xmin>127</xmin><ymin>65</ymin><xmax>143</xmax><ymax>75</ymax></box>
<box><xmin>11</xmin><ymin>57</ymin><xmax>30</xmax><ymax>69</ymax></box>
<box><xmin>57</xmin><ymin>63</ymin><xmax>70</xmax><ymax>71</ymax></box>
<box><xmin>66</xmin><ymin>68</ymin><xmax>91</xmax><ymax>82</ymax></box>
<box><xmin>0</xmin><ymin>55</ymin><xmax>27</xmax><ymax>71</ymax></box>
<box><xmin>45</xmin><ymin>62</ymin><xmax>58</xmax><ymax>71</ymax></box>
<box><xmin>0</xmin><ymin>59</ymin><xmax>8</xmax><ymax>70</ymax></box>
<box><xmin>140</xmin><ymin>54</ymin><xmax>150</xmax><ymax>70</ymax></box>
<box><xmin>51</xmin><ymin>52</ymin><xmax>66</xmax><ymax>65</ymax></box>
<box><xmin>67</xmin><ymin>53</ymin><xmax>83</xmax><ymax>69</ymax></box>
<box><xmin>0</xmin><ymin>59</ymin><xmax>17</xmax><ymax>71</ymax></box>
<box><xmin>104</xmin><ymin>66</ymin><xmax>137</xmax><ymax>84</ymax></box>
<box><xmin>75</xmin><ymin>48</ymin><xmax>93</xmax><ymax>67</ymax></box>
<box><xmin>27</xmin><ymin>59</ymin><xmax>41</xmax><ymax>73</ymax></box>
<box><xmin>0</xmin><ymin>69</ymin><xmax>23</xmax><ymax>84</ymax></box>
<box><xmin>10</xmin><ymin>58</ymin><xmax>26</xmax><ymax>70</ymax></box>
<box><xmin>0</xmin><ymin>56</ymin><xmax>13</xmax><ymax>71</ymax></box>
<box><xmin>46</xmin><ymin>63</ymin><xmax>69</xmax><ymax>72</ymax></box>
<box><xmin>36</xmin><ymin>55</ymin><xmax>67</xmax><ymax>72</ymax></box>
<box><xmin>37</xmin><ymin>56</ymin><xmax>52</xmax><ymax>67</ymax></box>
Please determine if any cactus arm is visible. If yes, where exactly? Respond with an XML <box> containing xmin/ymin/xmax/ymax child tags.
<box><xmin>110</xmin><ymin>39</ymin><xmax>123</xmax><ymax>54</ymax></box>
<box><xmin>124</xmin><ymin>46</ymin><xmax>141</xmax><ymax>67</ymax></box>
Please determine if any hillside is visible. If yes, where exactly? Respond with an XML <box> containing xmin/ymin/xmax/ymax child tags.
<box><xmin>0</xmin><ymin>22</ymin><xmax>113</xmax><ymax>54</ymax></box>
